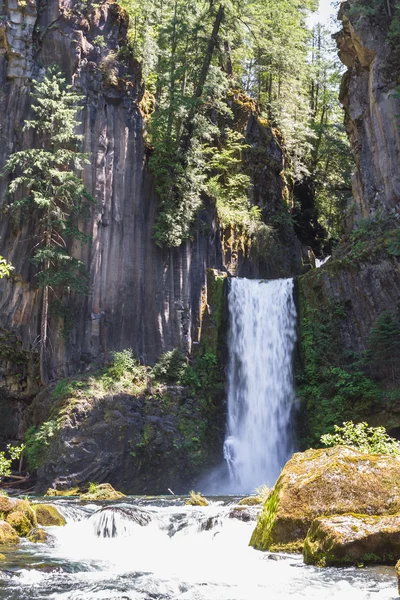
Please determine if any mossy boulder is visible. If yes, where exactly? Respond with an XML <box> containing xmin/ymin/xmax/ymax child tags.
<box><xmin>304</xmin><ymin>513</ymin><xmax>400</xmax><ymax>567</ymax></box>
<box><xmin>185</xmin><ymin>492</ymin><xmax>209</xmax><ymax>507</ymax></box>
<box><xmin>28</xmin><ymin>528</ymin><xmax>49</xmax><ymax>543</ymax></box>
<box><xmin>32</xmin><ymin>504</ymin><xmax>66</xmax><ymax>526</ymax></box>
<box><xmin>250</xmin><ymin>446</ymin><xmax>400</xmax><ymax>552</ymax></box>
<box><xmin>80</xmin><ymin>483</ymin><xmax>125</xmax><ymax>501</ymax></box>
<box><xmin>6</xmin><ymin>511</ymin><xmax>33</xmax><ymax>537</ymax></box>
<box><xmin>0</xmin><ymin>496</ymin><xmax>17</xmax><ymax>514</ymax></box>
<box><xmin>5</xmin><ymin>500</ymin><xmax>37</xmax><ymax>537</ymax></box>
<box><xmin>0</xmin><ymin>521</ymin><xmax>19</xmax><ymax>545</ymax></box>
<box><xmin>396</xmin><ymin>559</ymin><xmax>400</xmax><ymax>595</ymax></box>
<box><xmin>238</xmin><ymin>496</ymin><xmax>263</xmax><ymax>506</ymax></box>
<box><xmin>45</xmin><ymin>487</ymin><xmax>80</xmax><ymax>497</ymax></box>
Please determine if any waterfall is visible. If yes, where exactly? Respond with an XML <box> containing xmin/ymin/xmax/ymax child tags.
<box><xmin>223</xmin><ymin>277</ymin><xmax>297</xmax><ymax>493</ymax></box>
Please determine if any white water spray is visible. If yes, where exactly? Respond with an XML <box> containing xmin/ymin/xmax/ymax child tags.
<box><xmin>223</xmin><ymin>278</ymin><xmax>297</xmax><ymax>492</ymax></box>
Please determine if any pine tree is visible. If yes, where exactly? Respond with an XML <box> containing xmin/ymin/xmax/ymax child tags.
<box><xmin>367</xmin><ymin>311</ymin><xmax>400</xmax><ymax>380</ymax></box>
<box><xmin>4</xmin><ymin>65</ymin><xmax>93</xmax><ymax>385</ymax></box>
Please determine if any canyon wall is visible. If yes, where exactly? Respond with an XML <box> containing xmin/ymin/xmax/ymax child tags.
<box><xmin>0</xmin><ymin>0</ymin><xmax>302</xmax><ymax>404</ymax></box>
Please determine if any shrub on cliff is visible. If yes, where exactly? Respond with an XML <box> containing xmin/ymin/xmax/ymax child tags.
<box><xmin>321</xmin><ymin>421</ymin><xmax>400</xmax><ymax>456</ymax></box>
<box><xmin>152</xmin><ymin>349</ymin><xmax>187</xmax><ymax>383</ymax></box>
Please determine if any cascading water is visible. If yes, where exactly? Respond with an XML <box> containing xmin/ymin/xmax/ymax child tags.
<box><xmin>0</xmin><ymin>498</ymin><xmax>396</xmax><ymax>599</ymax></box>
<box><xmin>223</xmin><ymin>277</ymin><xmax>297</xmax><ymax>493</ymax></box>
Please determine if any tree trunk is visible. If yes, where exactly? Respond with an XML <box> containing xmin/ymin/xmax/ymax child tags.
<box><xmin>40</xmin><ymin>282</ymin><xmax>49</xmax><ymax>385</ymax></box>
<box><xmin>181</xmin><ymin>3</ymin><xmax>224</xmax><ymax>152</ymax></box>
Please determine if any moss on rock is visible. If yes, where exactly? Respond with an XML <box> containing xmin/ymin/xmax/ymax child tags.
<box><xmin>5</xmin><ymin>500</ymin><xmax>37</xmax><ymax>537</ymax></box>
<box><xmin>0</xmin><ymin>496</ymin><xmax>16</xmax><ymax>514</ymax></box>
<box><xmin>238</xmin><ymin>496</ymin><xmax>263</xmax><ymax>506</ymax></box>
<box><xmin>185</xmin><ymin>492</ymin><xmax>209</xmax><ymax>506</ymax></box>
<box><xmin>45</xmin><ymin>488</ymin><xmax>80</xmax><ymax>497</ymax></box>
<box><xmin>33</xmin><ymin>504</ymin><xmax>66</xmax><ymax>526</ymax></box>
<box><xmin>304</xmin><ymin>513</ymin><xmax>400</xmax><ymax>567</ymax></box>
<box><xmin>0</xmin><ymin>521</ymin><xmax>19</xmax><ymax>545</ymax></box>
<box><xmin>250</xmin><ymin>446</ymin><xmax>400</xmax><ymax>552</ymax></box>
<box><xmin>80</xmin><ymin>483</ymin><xmax>125</xmax><ymax>501</ymax></box>
<box><xmin>28</xmin><ymin>527</ymin><xmax>49</xmax><ymax>543</ymax></box>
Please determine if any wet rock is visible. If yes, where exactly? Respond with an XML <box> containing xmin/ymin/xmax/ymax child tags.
<box><xmin>229</xmin><ymin>507</ymin><xmax>256</xmax><ymax>522</ymax></box>
<box><xmin>0</xmin><ymin>521</ymin><xmax>19</xmax><ymax>545</ymax></box>
<box><xmin>28</xmin><ymin>527</ymin><xmax>49</xmax><ymax>543</ymax></box>
<box><xmin>32</xmin><ymin>504</ymin><xmax>66</xmax><ymax>526</ymax></box>
<box><xmin>250</xmin><ymin>446</ymin><xmax>400</xmax><ymax>553</ymax></box>
<box><xmin>80</xmin><ymin>483</ymin><xmax>126</xmax><ymax>501</ymax></box>
<box><xmin>304</xmin><ymin>514</ymin><xmax>400</xmax><ymax>567</ymax></box>
<box><xmin>92</xmin><ymin>506</ymin><xmax>151</xmax><ymax>537</ymax></box>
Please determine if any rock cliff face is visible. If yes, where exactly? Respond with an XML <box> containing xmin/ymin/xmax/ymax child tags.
<box><xmin>335</xmin><ymin>1</ymin><xmax>400</xmax><ymax>219</ymax></box>
<box><xmin>0</xmin><ymin>0</ymin><xmax>303</xmax><ymax>405</ymax></box>
<box><xmin>297</xmin><ymin>4</ymin><xmax>400</xmax><ymax>445</ymax></box>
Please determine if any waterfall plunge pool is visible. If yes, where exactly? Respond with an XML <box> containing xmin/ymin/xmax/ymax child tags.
<box><xmin>0</xmin><ymin>497</ymin><xmax>397</xmax><ymax>600</ymax></box>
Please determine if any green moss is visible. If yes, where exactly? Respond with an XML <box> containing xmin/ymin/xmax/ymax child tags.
<box><xmin>80</xmin><ymin>483</ymin><xmax>125</xmax><ymax>501</ymax></box>
<box><xmin>28</xmin><ymin>528</ymin><xmax>48</xmax><ymax>543</ymax></box>
<box><xmin>249</xmin><ymin>480</ymin><xmax>282</xmax><ymax>550</ymax></box>
<box><xmin>33</xmin><ymin>504</ymin><xmax>66</xmax><ymax>526</ymax></box>
<box><xmin>6</xmin><ymin>511</ymin><xmax>32</xmax><ymax>537</ymax></box>
<box><xmin>297</xmin><ymin>273</ymin><xmax>387</xmax><ymax>448</ymax></box>
<box><xmin>0</xmin><ymin>521</ymin><xmax>19</xmax><ymax>545</ymax></box>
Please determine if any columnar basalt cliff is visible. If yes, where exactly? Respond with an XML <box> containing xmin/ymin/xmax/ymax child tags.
<box><xmin>298</xmin><ymin>2</ymin><xmax>400</xmax><ymax>446</ymax></box>
<box><xmin>335</xmin><ymin>1</ymin><xmax>400</xmax><ymax>219</ymax></box>
<box><xmin>0</xmin><ymin>0</ymin><xmax>304</xmax><ymax>405</ymax></box>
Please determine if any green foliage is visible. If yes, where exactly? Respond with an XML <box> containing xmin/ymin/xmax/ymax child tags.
<box><xmin>205</xmin><ymin>129</ymin><xmax>259</xmax><ymax>230</ymax></box>
<box><xmin>25</xmin><ymin>421</ymin><xmax>61</xmax><ymax>470</ymax></box>
<box><xmin>0</xmin><ymin>444</ymin><xmax>25</xmax><ymax>479</ymax></box>
<box><xmin>152</xmin><ymin>348</ymin><xmax>187</xmax><ymax>383</ymax></box>
<box><xmin>4</xmin><ymin>65</ymin><xmax>94</xmax><ymax>358</ymax></box>
<box><xmin>297</xmin><ymin>289</ymin><xmax>382</xmax><ymax>447</ymax></box>
<box><xmin>107</xmin><ymin>349</ymin><xmax>139</xmax><ymax>381</ymax></box>
<box><xmin>88</xmin><ymin>482</ymin><xmax>98</xmax><ymax>494</ymax></box>
<box><xmin>321</xmin><ymin>421</ymin><xmax>400</xmax><ymax>456</ymax></box>
<box><xmin>367</xmin><ymin>310</ymin><xmax>400</xmax><ymax>380</ymax></box>
<box><xmin>0</xmin><ymin>256</ymin><xmax>14</xmax><ymax>279</ymax></box>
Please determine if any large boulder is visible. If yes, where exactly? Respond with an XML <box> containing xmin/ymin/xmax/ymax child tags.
<box><xmin>32</xmin><ymin>504</ymin><xmax>66</xmax><ymax>526</ymax></box>
<box><xmin>28</xmin><ymin>528</ymin><xmax>49</xmax><ymax>543</ymax></box>
<box><xmin>5</xmin><ymin>500</ymin><xmax>37</xmax><ymax>537</ymax></box>
<box><xmin>250</xmin><ymin>446</ymin><xmax>400</xmax><ymax>552</ymax></box>
<box><xmin>80</xmin><ymin>483</ymin><xmax>125</xmax><ymax>501</ymax></box>
<box><xmin>304</xmin><ymin>514</ymin><xmax>400</xmax><ymax>566</ymax></box>
<box><xmin>0</xmin><ymin>521</ymin><xmax>19</xmax><ymax>545</ymax></box>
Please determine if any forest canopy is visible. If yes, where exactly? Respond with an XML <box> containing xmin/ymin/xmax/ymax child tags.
<box><xmin>116</xmin><ymin>0</ymin><xmax>352</xmax><ymax>251</ymax></box>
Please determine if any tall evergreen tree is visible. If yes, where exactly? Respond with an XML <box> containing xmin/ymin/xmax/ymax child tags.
<box><xmin>4</xmin><ymin>65</ymin><xmax>93</xmax><ymax>385</ymax></box>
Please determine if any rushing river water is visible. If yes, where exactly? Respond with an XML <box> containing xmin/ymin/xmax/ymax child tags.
<box><xmin>223</xmin><ymin>278</ymin><xmax>297</xmax><ymax>492</ymax></box>
<box><xmin>0</xmin><ymin>497</ymin><xmax>397</xmax><ymax>600</ymax></box>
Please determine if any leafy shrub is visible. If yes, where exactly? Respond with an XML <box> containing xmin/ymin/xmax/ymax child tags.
<box><xmin>107</xmin><ymin>349</ymin><xmax>137</xmax><ymax>380</ymax></box>
<box><xmin>152</xmin><ymin>349</ymin><xmax>187</xmax><ymax>383</ymax></box>
<box><xmin>25</xmin><ymin>420</ymin><xmax>61</xmax><ymax>470</ymax></box>
<box><xmin>0</xmin><ymin>444</ymin><xmax>25</xmax><ymax>479</ymax></box>
<box><xmin>321</xmin><ymin>421</ymin><xmax>400</xmax><ymax>456</ymax></box>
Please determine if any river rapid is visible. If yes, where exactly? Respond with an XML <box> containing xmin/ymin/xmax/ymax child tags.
<box><xmin>0</xmin><ymin>497</ymin><xmax>397</xmax><ymax>600</ymax></box>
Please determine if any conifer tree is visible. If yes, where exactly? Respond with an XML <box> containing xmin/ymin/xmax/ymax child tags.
<box><xmin>4</xmin><ymin>65</ymin><xmax>93</xmax><ymax>385</ymax></box>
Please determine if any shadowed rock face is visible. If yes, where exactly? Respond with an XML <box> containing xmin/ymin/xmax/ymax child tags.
<box><xmin>335</xmin><ymin>3</ymin><xmax>400</xmax><ymax>219</ymax></box>
<box><xmin>0</xmin><ymin>0</ymin><xmax>302</xmax><ymax>395</ymax></box>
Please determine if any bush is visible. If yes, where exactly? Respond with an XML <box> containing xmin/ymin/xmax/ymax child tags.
<box><xmin>0</xmin><ymin>444</ymin><xmax>24</xmax><ymax>479</ymax></box>
<box><xmin>152</xmin><ymin>349</ymin><xmax>187</xmax><ymax>383</ymax></box>
<box><xmin>107</xmin><ymin>349</ymin><xmax>138</xmax><ymax>381</ymax></box>
<box><xmin>25</xmin><ymin>421</ymin><xmax>61</xmax><ymax>470</ymax></box>
<box><xmin>321</xmin><ymin>421</ymin><xmax>400</xmax><ymax>456</ymax></box>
